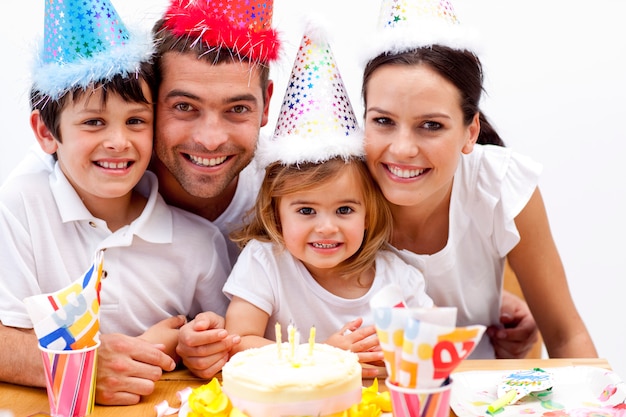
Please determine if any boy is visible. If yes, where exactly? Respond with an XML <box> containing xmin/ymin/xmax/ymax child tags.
<box><xmin>0</xmin><ymin>0</ymin><xmax>230</xmax><ymax>406</ymax></box>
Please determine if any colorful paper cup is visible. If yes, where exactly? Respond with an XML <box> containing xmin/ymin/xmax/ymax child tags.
<box><xmin>39</xmin><ymin>341</ymin><xmax>99</xmax><ymax>417</ymax></box>
<box><xmin>386</xmin><ymin>378</ymin><xmax>453</xmax><ymax>417</ymax></box>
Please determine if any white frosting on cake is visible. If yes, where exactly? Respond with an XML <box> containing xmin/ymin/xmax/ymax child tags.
<box><xmin>222</xmin><ymin>343</ymin><xmax>362</xmax><ymax>417</ymax></box>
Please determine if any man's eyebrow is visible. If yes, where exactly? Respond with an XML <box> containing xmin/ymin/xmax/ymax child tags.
<box><xmin>164</xmin><ymin>89</ymin><xmax>200</xmax><ymax>101</ymax></box>
<box><xmin>163</xmin><ymin>90</ymin><xmax>258</xmax><ymax>105</ymax></box>
<box><xmin>225</xmin><ymin>94</ymin><xmax>259</xmax><ymax>104</ymax></box>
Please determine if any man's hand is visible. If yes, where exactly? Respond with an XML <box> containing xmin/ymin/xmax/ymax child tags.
<box><xmin>176</xmin><ymin>311</ymin><xmax>240</xmax><ymax>379</ymax></box>
<box><xmin>487</xmin><ymin>290</ymin><xmax>539</xmax><ymax>359</ymax></box>
<box><xmin>95</xmin><ymin>332</ymin><xmax>177</xmax><ymax>405</ymax></box>
<box><xmin>0</xmin><ymin>324</ymin><xmax>45</xmax><ymax>387</ymax></box>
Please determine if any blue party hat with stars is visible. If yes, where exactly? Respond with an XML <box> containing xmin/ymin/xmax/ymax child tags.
<box><xmin>32</xmin><ymin>0</ymin><xmax>154</xmax><ymax>100</ymax></box>
<box><xmin>255</xmin><ymin>23</ymin><xmax>363</xmax><ymax>167</ymax></box>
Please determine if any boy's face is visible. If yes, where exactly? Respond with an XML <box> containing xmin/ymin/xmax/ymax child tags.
<box><xmin>48</xmin><ymin>80</ymin><xmax>154</xmax><ymax>205</ymax></box>
<box><xmin>153</xmin><ymin>52</ymin><xmax>272</xmax><ymax>201</ymax></box>
<box><xmin>277</xmin><ymin>168</ymin><xmax>367</xmax><ymax>282</ymax></box>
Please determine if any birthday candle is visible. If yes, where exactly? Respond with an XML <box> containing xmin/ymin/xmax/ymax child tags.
<box><xmin>288</xmin><ymin>324</ymin><xmax>296</xmax><ymax>361</ymax></box>
<box><xmin>308</xmin><ymin>326</ymin><xmax>316</xmax><ymax>356</ymax></box>
<box><xmin>294</xmin><ymin>330</ymin><xmax>300</xmax><ymax>364</ymax></box>
<box><xmin>275</xmin><ymin>322</ymin><xmax>282</xmax><ymax>359</ymax></box>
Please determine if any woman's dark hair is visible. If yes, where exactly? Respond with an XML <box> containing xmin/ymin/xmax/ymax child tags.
<box><xmin>362</xmin><ymin>45</ymin><xmax>504</xmax><ymax>147</ymax></box>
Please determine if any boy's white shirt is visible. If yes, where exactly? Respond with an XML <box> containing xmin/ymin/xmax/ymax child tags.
<box><xmin>4</xmin><ymin>144</ymin><xmax>262</xmax><ymax>267</ymax></box>
<box><xmin>2</xmin><ymin>143</ymin><xmax>54</xmax><ymax>183</ymax></box>
<box><xmin>0</xmin><ymin>164</ymin><xmax>231</xmax><ymax>335</ymax></box>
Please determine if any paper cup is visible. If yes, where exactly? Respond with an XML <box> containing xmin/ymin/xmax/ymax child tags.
<box><xmin>386</xmin><ymin>378</ymin><xmax>453</xmax><ymax>417</ymax></box>
<box><xmin>39</xmin><ymin>341</ymin><xmax>99</xmax><ymax>417</ymax></box>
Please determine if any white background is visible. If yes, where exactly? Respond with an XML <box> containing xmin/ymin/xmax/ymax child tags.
<box><xmin>2</xmin><ymin>1</ymin><xmax>625</xmax><ymax>379</ymax></box>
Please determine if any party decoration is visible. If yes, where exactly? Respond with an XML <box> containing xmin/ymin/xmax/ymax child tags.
<box><xmin>371</xmin><ymin>284</ymin><xmax>485</xmax><ymax>389</ymax></box>
<box><xmin>361</xmin><ymin>0</ymin><xmax>480</xmax><ymax>66</ymax></box>
<box><xmin>369</xmin><ymin>283</ymin><xmax>407</xmax><ymax>309</ymax></box>
<box><xmin>33</xmin><ymin>0</ymin><xmax>154</xmax><ymax>100</ymax></box>
<box><xmin>188</xmin><ymin>378</ymin><xmax>233</xmax><ymax>417</ymax></box>
<box><xmin>24</xmin><ymin>250</ymin><xmax>104</xmax><ymax>350</ymax></box>
<box><xmin>487</xmin><ymin>368</ymin><xmax>554</xmax><ymax>414</ymax></box>
<box><xmin>451</xmin><ymin>366</ymin><xmax>626</xmax><ymax>416</ymax></box>
<box><xmin>361</xmin><ymin>379</ymin><xmax>392</xmax><ymax>414</ymax></box>
<box><xmin>39</xmin><ymin>342</ymin><xmax>99</xmax><ymax>417</ymax></box>
<box><xmin>158</xmin><ymin>378</ymin><xmax>392</xmax><ymax>417</ymax></box>
<box><xmin>159</xmin><ymin>0</ymin><xmax>281</xmax><ymax>64</ymax></box>
<box><xmin>255</xmin><ymin>22</ymin><xmax>363</xmax><ymax>167</ymax></box>
<box><xmin>385</xmin><ymin>378</ymin><xmax>453</xmax><ymax>417</ymax></box>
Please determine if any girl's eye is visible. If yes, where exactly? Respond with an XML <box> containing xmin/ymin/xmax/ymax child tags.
<box><xmin>337</xmin><ymin>206</ymin><xmax>353</xmax><ymax>215</ymax></box>
<box><xmin>127</xmin><ymin>118</ymin><xmax>145</xmax><ymax>125</ymax></box>
<box><xmin>84</xmin><ymin>119</ymin><xmax>104</xmax><ymax>126</ymax></box>
<box><xmin>298</xmin><ymin>207</ymin><xmax>315</xmax><ymax>215</ymax></box>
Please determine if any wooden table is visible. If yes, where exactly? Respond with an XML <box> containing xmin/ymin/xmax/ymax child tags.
<box><xmin>0</xmin><ymin>358</ymin><xmax>612</xmax><ymax>417</ymax></box>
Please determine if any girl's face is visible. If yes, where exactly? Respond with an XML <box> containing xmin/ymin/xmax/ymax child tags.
<box><xmin>278</xmin><ymin>167</ymin><xmax>367</xmax><ymax>280</ymax></box>
<box><xmin>364</xmin><ymin>63</ymin><xmax>479</xmax><ymax>208</ymax></box>
<box><xmin>45</xmin><ymin>81</ymin><xmax>154</xmax><ymax>206</ymax></box>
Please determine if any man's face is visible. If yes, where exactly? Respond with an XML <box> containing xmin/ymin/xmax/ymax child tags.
<box><xmin>154</xmin><ymin>52</ymin><xmax>272</xmax><ymax>199</ymax></box>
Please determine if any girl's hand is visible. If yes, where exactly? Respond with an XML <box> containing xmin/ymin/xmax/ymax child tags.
<box><xmin>139</xmin><ymin>315</ymin><xmax>187</xmax><ymax>362</ymax></box>
<box><xmin>325</xmin><ymin>318</ymin><xmax>385</xmax><ymax>378</ymax></box>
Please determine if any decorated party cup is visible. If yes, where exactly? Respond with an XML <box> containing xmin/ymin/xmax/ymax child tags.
<box><xmin>386</xmin><ymin>378</ymin><xmax>453</xmax><ymax>417</ymax></box>
<box><xmin>38</xmin><ymin>341</ymin><xmax>99</xmax><ymax>417</ymax></box>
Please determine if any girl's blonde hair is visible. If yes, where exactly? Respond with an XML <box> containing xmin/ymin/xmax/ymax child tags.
<box><xmin>232</xmin><ymin>157</ymin><xmax>393</xmax><ymax>280</ymax></box>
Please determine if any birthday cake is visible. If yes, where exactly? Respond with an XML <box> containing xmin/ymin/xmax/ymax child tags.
<box><xmin>221</xmin><ymin>342</ymin><xmax>362</xmax><ymax>417</ymax></box>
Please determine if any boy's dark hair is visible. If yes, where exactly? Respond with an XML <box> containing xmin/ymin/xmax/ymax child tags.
<box><xmin>29</xmin><ymin>60</ymin><xmax>156</xmax><ymax>143</ymax></box>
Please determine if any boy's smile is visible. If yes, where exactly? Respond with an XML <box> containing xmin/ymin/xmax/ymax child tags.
<box><xmin>43</xmin><ymin>81</ymin><xmax>154</xmax><ymax>213</ymax></box>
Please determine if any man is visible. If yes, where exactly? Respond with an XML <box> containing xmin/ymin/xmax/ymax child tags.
<box><xmin>0</xmin><ymin>0</ymin><xmax>280</xmax><ymax>406</ymax></box>
<box><xmin>148</xmin><ymin>0</ymin><xmax>281</xmax><ymax>382</ymax></box>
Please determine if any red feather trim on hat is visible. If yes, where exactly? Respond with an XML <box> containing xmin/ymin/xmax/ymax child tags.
<box><xmin>162</xmin><ymin>1</ymin><xmax>281</xmax><ymax>63</ymax></box>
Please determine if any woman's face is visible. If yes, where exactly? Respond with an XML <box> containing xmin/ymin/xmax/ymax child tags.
<box><xmin>363</xmin><ymin>63</ymin><xmax>479</xmax><ymax>208</ymax></box>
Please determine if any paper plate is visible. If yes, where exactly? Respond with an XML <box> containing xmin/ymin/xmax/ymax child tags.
<box><xmin>450</xmin><ymin>366</ymin><xmax>626</xmax><ymax>417</ymax></box>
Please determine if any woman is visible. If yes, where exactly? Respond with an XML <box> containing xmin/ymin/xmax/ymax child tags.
<box><xmin>360</xmin><ymin>2</ymin><xmax>597</xmax><ymax>359</ymax></box>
